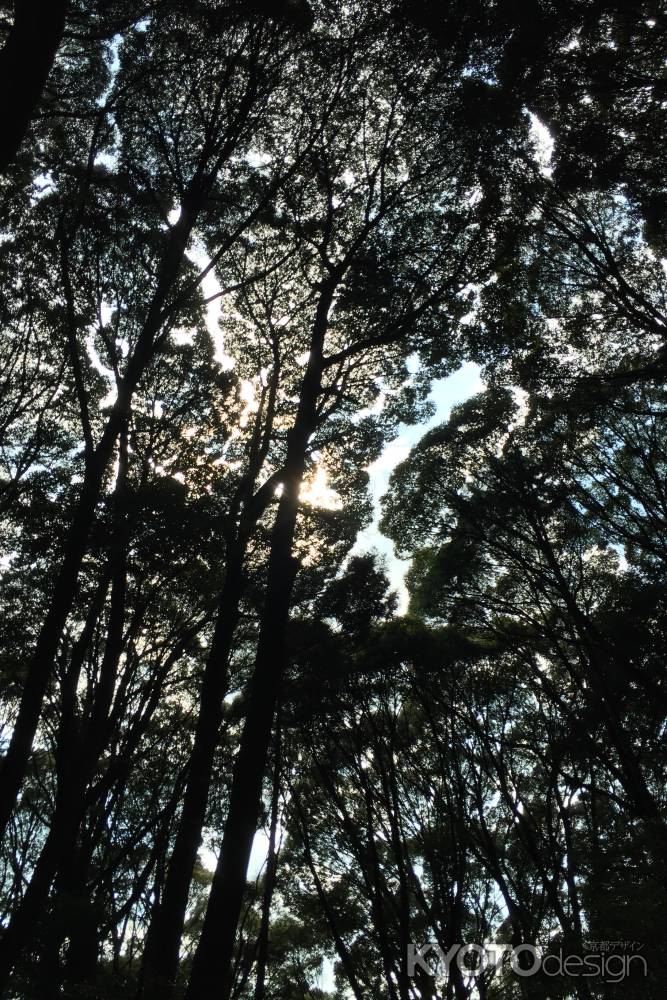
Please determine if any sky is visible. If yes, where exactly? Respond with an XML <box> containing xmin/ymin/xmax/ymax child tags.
<box><xmin>347</xmin><ymin>108</ymin><xmax>552</xmax><ymax>611</ymax></box>
<box><xmin>352</xmin><ymin>361</ymin><xmax>485</xmax><ymax>612</ymax></box>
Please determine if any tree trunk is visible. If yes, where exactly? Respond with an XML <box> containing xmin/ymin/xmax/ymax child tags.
<box><xmin>293</xmin><ymin>791</ymin><xmax>366</xmax><ymax>1000</ymax></box>
<box><xmin>0</xmin><ymin>447</ymin><xmax>130</xmax><ymax>989</ymax></box>
<box><xmin>139</xmin><ymin>542</ymin><xmax>245</xmax><ymax>1000</ymax></box>
<box><xmin>0</xmin><ymin>0</ymin><xmax>68</xmax><ymax>171</ymax></box>
<box><xmin>140</xmin><ymin>367</ymin><xmax>283</xmax><ymax>999</ymax></box>
<box><xmin>0</xmin><ymin>773</ymin><xmax>86</xmax><ymax>990</ymax></box>
<box><xmin>185</xmin><ymin>285</ymin><xmax>332</xmax><ymax>1000</ymax></box>
<box><xmin>185</xmin><ymin>482</ymin><xmax>302</xmax><ymax>1000</ymax></box>
<box><xmin>253</xmin><ymin>722</ymin><xmax>281</xmax><ymax>1000</ymax></box>
<box><xmin>0</xmin><ymin>193</ymin><xmax>203</xmax><ymax>842</ymax></box>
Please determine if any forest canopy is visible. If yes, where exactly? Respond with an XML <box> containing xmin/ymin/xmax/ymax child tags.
<box><xmin>0</xmin><ymin>1</ymin><xmax>665</xmax><ymax>998</ymax></box>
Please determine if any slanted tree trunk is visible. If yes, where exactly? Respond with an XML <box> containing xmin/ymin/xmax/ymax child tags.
<box><xmin>0</xmin><ymin>0</ymin><xmax>68</xmax><ymax>171</ymax></box>
<box><xmin>140</xmin><ymin>377</ymin><xmax>283</xmax><ymax>1000</ymax></box>
<box><xmin>0</xmin><ymin>766</ymin><xmax>90</xmax><ymax>989</ymax></box>
<box><xmin>186</xmin><ymin>482</ymin><xmax>301</xmax><ymax>1000</ymax></box>
<box><xmin>139</xmin><ymin>542</ymin><xmax>245</xmax><ymax>1000</ymax></box>
<box><xmin>185</xmin><ymin>285</ymin><xmax>334</xmax><ymax>1000</ymax></box>
<box><xmin>0</xmin><ymin>186</ymin><xmax>206</xmax><ymax>842</ymax></box>
<box><xmin>292</xmin><ymin>790</ymin><xmax>366</xmax><ymax>1000</ymax></box>
<box><xmin>0</xmin><ymin>430</ymin><xmax>130</xmax><ymax>988</ymax></box>
<box><xmin>34</xmin><ymin>847</ymin><xmax>100</xmax><ymax>1000</ymax></box>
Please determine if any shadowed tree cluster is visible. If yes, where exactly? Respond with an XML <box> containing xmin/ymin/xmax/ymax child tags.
<box><xmin>0</xmin><ymin>1</ymin><xmax>664</xmax><ymax>998</ymax></box>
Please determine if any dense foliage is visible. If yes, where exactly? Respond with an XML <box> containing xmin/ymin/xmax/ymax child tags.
<box><xmin>0</xmin><ymin>1</ymin><xmax>664</xmax><ymax>998</ymax></box>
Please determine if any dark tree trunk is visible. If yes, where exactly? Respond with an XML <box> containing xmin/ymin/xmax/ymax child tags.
<box><xmin>0</xmin><ymin>443</ymin><xmax>130</xmax><ymax>990</ymax></box>
<box><xmin>0</xmin><ymin>194</ymin><xmax>203</xmax><ymax>842</ymax></box>
<box><xmin>140</xmin><ymin>369</ymin><xmax>282</xmax><ymax>999</ymax></box>
<box><xmin>0</xmin><ymin>446</ymin><xmax>114</xmax><ymax>839</ymax></box>
<box><xmin>0</xmin><ymin>774</ymin><xmax>86</xmax><ymax>990</ymax></box>
<box><xmin>0</xmin><ymin>0</ymin><xmax>68</xmax><ymax>171</ymax></box>
<box><xmin>186</xmin><ymin>483</ymin><xmax>302</xmax><ymax>1000</ymax></box>
<box><xmin>252</xmin><ymin>723</ymin><xmax>281</xmax><ymax>1000</ymax></box>
<box><xmin>293</xmin><ymin>792</ymin><xmax>366</xmax><ymax>1000</ymax></box>
<box><xmin>63</xmin><ymin>888</ymin><xmax>99</xmax><ymax>990</ymax></box>
<box><xmin>185</xmin><ymin>285</ymin><xmax>333</xmax><ymax>1000</ymax></box>
<box><xmin>33</xmin><ymin>848</ymin><xmax>100</xmax><ymax>1000</ymax></box>
<box><xmin>139</xmin><ymin>543</ymin><xmax>245</xmax><ymax>1000</ymax></box>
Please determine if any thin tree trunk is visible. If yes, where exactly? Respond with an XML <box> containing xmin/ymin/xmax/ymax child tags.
<box><xmin>0</xmin><ymin>771</ymin><xmax>87</xmax><ymax>989</ymax></box>
<box><xmin>0</xmin><ymin>432</ymin><xmax>130</xmax><ymax>989</ymax></box>
<box><xmin>35</xmin><ymin>846</ymin><xmax>100</xmax><ymax>999</ymax></box>
<box><xmin>292</xmin><ymin>791</ymin><xmax>366</xmax><ymax>1000</ymax></box>
<box><xmin>185</xmin><ymin>478</ymin><xmax>303</xmax><ymax>1000</ymax></box>
<box><xmin>0</xmin><ymin>190</ymin><xmax>204</xmax><ymax>842</ymax></box>
<box><xmin>253</xmin><ymin>722</ymin><xmax>281</xmax><ymax>1000</ymax></box>
<box><xmin>139</xmin><ymin>542</ymin><xmax>245</xmax><ymax>1000</ymax></box>
<box><xmin>0</xmin><ymin>583</ymin><xmax>127</xmax><ymax>990</ymax></box>
<box><xmin>139</xmin><ymin>386</ymin><xmax>283</xmax><ymax>999</ymax></box>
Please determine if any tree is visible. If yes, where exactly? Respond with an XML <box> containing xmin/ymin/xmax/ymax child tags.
<box><xmin>0</xmin><ymin>0</ymin><xmax>665</xmax><ymax>997</ymax></box>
